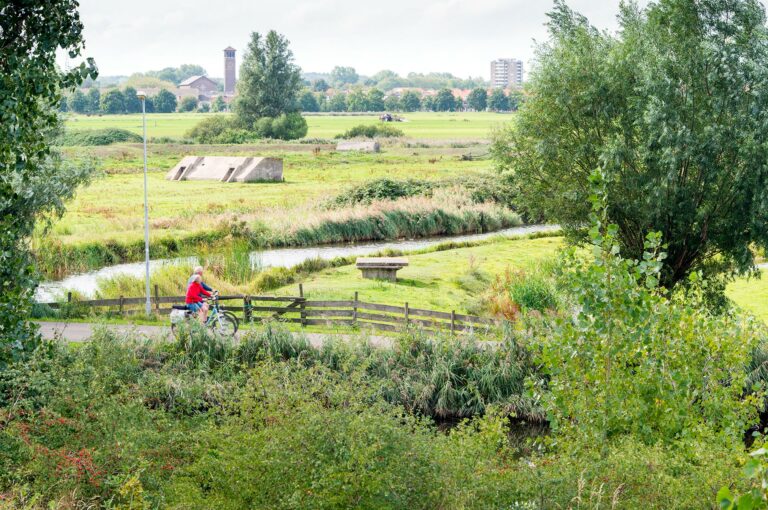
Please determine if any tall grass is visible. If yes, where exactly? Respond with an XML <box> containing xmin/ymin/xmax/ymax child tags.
<box><xmin>37</xmin><ymin>190</ymin><xmax>522</xmax><ymax>279</ymax></box>
<box><xmin>275</xmin><ymin>189</ymin><xmax>521</xmax><ymax>246</ymax></box>
<box><xmin>231</xmin><ymin>324</ymin><xmax>542</xmax><ymax>421</ymax></box>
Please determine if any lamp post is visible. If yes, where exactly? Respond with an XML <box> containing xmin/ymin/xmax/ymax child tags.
<box><xmin>137</xmin><ymin>91</ymin><xmax>151</xmax><ymax>316</ymax></box>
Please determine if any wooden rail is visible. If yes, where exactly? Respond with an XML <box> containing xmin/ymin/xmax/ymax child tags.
<box><xmin>42</xmin><ymin>286</ymin><xmax>501</xmax><ymax>335</ymax></box>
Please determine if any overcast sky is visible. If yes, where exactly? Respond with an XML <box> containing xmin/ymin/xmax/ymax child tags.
<box><xmin>64</xmin><ymin>0</ymin><xmax>640</xmax><ymax>80</ymax></box>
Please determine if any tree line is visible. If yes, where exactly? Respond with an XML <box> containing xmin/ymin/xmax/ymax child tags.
<box><xmin>310</xmin><ymin>67</ymin><xmax>487</xmax><ymax>90</ymax></box>
<box><xmin>61</xmin><ymin>87</ymin><xmax>229</xmax><ymax>115</ymax></box>
<box><xmin>299</xmin><ymin>87</ymin><xmax>522</xmax><ymax>113</ymax></box>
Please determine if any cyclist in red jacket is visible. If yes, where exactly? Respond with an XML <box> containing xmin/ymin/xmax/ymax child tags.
<box><xmin>185</xmin><ymin>274</ymin><xmax>211</xmax><ymax>323</ymax></box>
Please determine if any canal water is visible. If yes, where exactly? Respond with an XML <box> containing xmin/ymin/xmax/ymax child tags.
<box><xmin>35</xmin><ymin>224</ymin><xmax>559</xmax><ymax>301</ymax></box>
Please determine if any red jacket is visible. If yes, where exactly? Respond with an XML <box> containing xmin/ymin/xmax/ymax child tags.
<box><xmin>185</xmin><ymin>281</ymin><xmax>211</xmax><ymax>304</ymax></box>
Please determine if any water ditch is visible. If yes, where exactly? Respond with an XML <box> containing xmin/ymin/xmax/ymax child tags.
<box><xmin>35</xmin><ymin>224</ymin><xmax>560</xmax><ymax>301</ymax></box>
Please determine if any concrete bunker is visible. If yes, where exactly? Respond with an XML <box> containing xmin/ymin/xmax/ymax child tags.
<box><xmin>336</xmin><ymin>140</ymin><xmax>380</xmax><ymax>153</ymax></box>
<box><xmin>166</xmin><ymin>156</ymin><xmax>283</xmax><ymax>182</ymax></box>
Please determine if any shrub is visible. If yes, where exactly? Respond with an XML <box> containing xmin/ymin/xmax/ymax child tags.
<box><xmin>532</xmin><ymin>186</ymin><xmax>762</xmax><ymax>446</ymax></box>
<box><xmin>57</xmin><ymin>128</ymin><xmax>142</xmax><ymax>146</ymax></box>
<box><xmin>185</xmin><ymin>115</ymin><xmax>235</xmax><ymax>143</ymax></box>
<box><xmin>264</xmin><ymin>112</ymin><xmax>308</xmax><ymax>140</ymax></box>
<box><xmin>212</xmin><ymin>128</ymin><xmax>258</xmax><ymax>144</ymax></box>
<box><xmin>335</xmin><ymin>123</ymin><xmax>404</xmax><ymax>139</ymax></box>
<box><xmin>186</xmin><ymin>112</ymin><xmax>308</xmax><ymax>142</ymax></box>
<box><xmin>329</xmin><ymin>178</ymin><xmax>436</xmax><ymax>207</ymax></box>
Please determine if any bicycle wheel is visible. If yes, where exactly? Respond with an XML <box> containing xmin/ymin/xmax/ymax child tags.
<box><xmin>211</xmin><ymin>312</ymin><xmax>238</xmax><ymax>336</ymax></box>
<box><xmin>223</xmin><ymin>311</ymin><xmax>239</xmax><ymax>330</ymax></box>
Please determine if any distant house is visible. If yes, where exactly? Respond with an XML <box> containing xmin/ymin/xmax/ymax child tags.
<box><xmin>178</xmin><ymin>75</ymin><xmax>219</xmax><ymax>101</ymax></box>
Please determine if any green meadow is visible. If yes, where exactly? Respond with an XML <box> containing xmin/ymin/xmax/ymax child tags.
<box><xmin>64</xmin><ymin>111</ymin><xmax>513</xmax><ymax>140</ymax></box>
<box><xmin>44</xmin><ymin>111</ymin><xmax>768</xmax><ymax>325</ymax></box>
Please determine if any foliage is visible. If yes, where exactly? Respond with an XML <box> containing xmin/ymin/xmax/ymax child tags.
<box><xmin>346</xmin><ymin>88</ymin><xmax>370</xmax><ymax>111</ymax></box>
<box><xmin>69</xmin><ymin>89</ymin><xmax>88</xmax><ymax>113</ymax></box>
<box><xmin>184</xmin><ymin>115</ymin><xmax>236</xmax><ymax>143</ymax></box>
<box><xmin>145</xmin><ymin>64</ymin><xmax>207</xmax><ymax>85</ymax></box>
<box><xmin>336</xmin><ymin>123</ymin><xmax>404</xmax><ymax>139</ymax></box>
<box><xmin>312</xmin><ymin>78</ymin><xmax>329</xmax><ymax>91</ymax></box>
<box><xmin>330</xmin><ymin>65</ymin><xmax>359</xmax><ymax>86</ymax></box>
<box><xmin>299</xmin><ymin>90</ymin><xmax>320</xmax><ymax>112</ymax></box>
<box><xmin>493</xmin><ymin>0</ymin><xmax>768</xmax><ymax>290</ymax></box>
<box><xmin>317</xmin><ymin>93</ymin><xmax>341</xmax><ymax>112</ymax></box>
<box><xmin>719</xmin><ymin>444</ymin><xmax>768</xmax><ymax>509</ymax></box>
<box><xmin>367</xmin><ymin>88</ymin><xmax>385</xmax><ymax>111</ymax></box>
<box><xmin>532</xmin><ymin>175</ymin><xmax>763</xmax><ymax>446</ymax></box>
<box><xmin>122</xmin><ymin>73</ymin><xmax>176</xmax><ymax>91</ymax></box>
<box><xmin>487</xmin><ymin>89</ymin><xmax>510</xmax><ymax>111</ymax></box>
<box><xmin>178</xmin><ymin>95</ymin><xmax>198</xmax><ymax>112</ymax></box>
<box><xmin>262</xmin><ymin>112</ymin><xmax>309</xmax><ymax>140</ymax></box>
<box><xmin>100</xmin><ymin>88</ymin><xmax>125</xmax><ymax>114</ymax></box>
<box><xmin>467</xmin><ymin>87</ymin><xmax>488</xmax><ymax>111</ymax></box>
<box><xmin>57</xmin><ymin>128</ymin><xmax>142</xmax><ymax>146</ymax></box>
<box><xmin>122</xmin><ymin>86</ymin><xmax>142</xmax><ymax>113</ymax></box>
<box><xmin>400</xmin><ymin>90</ymin><xmax>422</xmax><ymax>112</ymax></box>
<box><xmin>1</xmin><ymin>323</ymin><xmax>753</xmax><ymax>508</ymax></box>
<box><xmin>211</xmin><ymin>95</ymin><xmax>226</xmax><ymax>112</ymax></box>
<box><xmin>384</xmin><ymin>94</ymin><xmax>400</xmax><ymax>111</ymax></box>
<box><xmin>86</xmin><ymin>87</ymin><xmax>100</xmax><ymax>113</ymax></box>
<box><xmin>507</xmin><ymin>269</ymin><xmax>558</xmax><ymax>313</ymax></box>
<box><xmin>329</xmin><ymin>178</ymin><xmax>435</xmax><ymax>207</ymax></box>
<box><xmin>235</xmin><ymin>30</ymin><xmax>302</xmax><ymax>126</ymax></box>
<box><xmin>152</xmin><ymin>89</ymin><xmax>177</xmax><ymax>113</ymax></box>
<box><xmin>433</xmin><ymin>88</ymin><xmax>457</xmax><ymax>112</ymax></box>
<box><xmin>0</xmin><ymin>0</ymin><xmax>97</xmax><ymax>367</ymax></box>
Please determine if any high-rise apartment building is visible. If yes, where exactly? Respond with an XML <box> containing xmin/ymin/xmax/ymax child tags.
<box><xmin>224</xmin><ymin>46</ymin><xmax>236</xmax><ymax>95</ymax></box>
<box><xmin>490</xmin><ymin>58</ymin><xmax>523</xmax><ymax>88</ymax></box>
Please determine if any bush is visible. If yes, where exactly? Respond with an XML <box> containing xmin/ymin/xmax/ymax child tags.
<box><xmin>532</xmin><ymin>188</ymin><xmax>762</xmax><ymax>446</ymax></box>
<box><xmin>185</xmin><ymin>115</ymin><xmax>235</xmax><ymax>143</ymax></box>
<box><xmin>255</xmin><ymin>112</ymin><xmax>308</xmax><ymax>140</ymax></box>
<box><xmin>185</xmin><ymin>112</ymin><xmax>308</xmax><ymax>142</ymax></box>
<box><xmin>57</xmin><ymin>128</ymin><xmax>142</xmax><ymax>146</ymax></box>
<box><xmin>329</xmin><ymin>178</ymin><xmax>436</xmax><ymax>207</ymax></box>
<box><xmin>335</xmin><ymin>123</ymin><xmax>404</xmax><ymax>139</ymax></box>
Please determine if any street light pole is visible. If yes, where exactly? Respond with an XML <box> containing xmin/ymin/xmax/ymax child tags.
<box><xmin>138</xmin><ymin>91</ymin><xmax>151</xmax><ymax>316</ymax></box>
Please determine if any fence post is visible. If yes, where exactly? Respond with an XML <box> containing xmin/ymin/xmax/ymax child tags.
<box><xmin>119</xmin><ymin>296</ymin><xmax>124</xmax><ymax>316</ymax></box>
<box><xmin>154</xmin><ymin>284</ymin><xmax>160</xmax><ymax>312</ymax></box>
<box><xmin>353</xmin><ymin>291</ymin><xmax>358</xmax><ymax>324</ymax></box>
<box><xmin>299</xmin><ymin>284</ymin><xmax>306</xmax><ymax>327</ymax></box>
<box><xmin>451</xmin><ymin>310</ymin><xmax>455</xmax><ymax>334</ymax></box>
<box><xmin>67</xmin><ymin>291</ymin><xmax>72</xmax><ymax>303</ymax></box>
<box><xmin>244</xmin><ymin>295</ymin><xmax>251</xmax><ymax>323</ymax></box>
<box><xmin>404</xmin><ymin>302</ymin><xmax>409</xmax><ymax>327</ymax></box>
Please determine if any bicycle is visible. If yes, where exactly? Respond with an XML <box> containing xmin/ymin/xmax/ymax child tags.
<box><xmin>170</xmin><ymin>291</ymin><xmax>239</xmax><ymax>337</ymax></box>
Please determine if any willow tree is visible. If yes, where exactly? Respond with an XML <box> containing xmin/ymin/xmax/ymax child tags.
<box><xmin>1</xmin><ymin>0</ymin><xmax>96</xmax><ymax>365</ymax></box>
<box><xmin>493</xmin><ymin>0</ymin><xmax>768</xmax><ymax>290</ymax></box>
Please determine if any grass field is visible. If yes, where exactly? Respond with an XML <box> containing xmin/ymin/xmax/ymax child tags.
<box><xmin>64</xmin><ymin>112</ymin><xmax>514</xmax><ymax>140</ymax></box>
<box><xmin>270</xmin><ymin>235</ymin><xmax>562</xmax><ymax>313</ymax></box>
<box><xmin>48</xmin><ymin>146</ymin><xmax>491</xmax><ymax>246</ymax></box>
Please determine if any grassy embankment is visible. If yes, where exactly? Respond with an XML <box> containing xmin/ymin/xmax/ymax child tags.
<box><xmin>73</xmin><ymin>230</ymin><xmax>765</xmax><ymax>328</ymax></box>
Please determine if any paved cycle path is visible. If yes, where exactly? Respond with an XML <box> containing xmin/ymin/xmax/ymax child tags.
<box><xmin>36</xmin><ymin>321</ymin><xmax>392</xmax><ymax>348</ymax></box>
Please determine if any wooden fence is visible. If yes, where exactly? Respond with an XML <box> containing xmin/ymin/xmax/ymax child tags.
<box><xmin>43</xmin><ymin>285</ymin><xmax>499</xmax><ymax>334</ymax></box>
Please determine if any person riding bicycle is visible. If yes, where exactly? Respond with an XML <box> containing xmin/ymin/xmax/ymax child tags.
<box><xmin>187</xmin><ymin>266</ymin><xmax>212</xmax><ymax>292</ymax></box>
<box><xmin>186</xmin><ymin>274</ymin><xmax>211</xmax><ymax>323</ymax></box>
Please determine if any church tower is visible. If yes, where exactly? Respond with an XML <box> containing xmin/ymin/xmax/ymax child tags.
<box><xmin>224</xmin><ymin>46</ymin><xmax>236</xmax><ymax>95</ymax></box>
